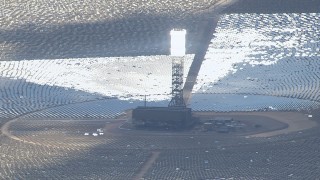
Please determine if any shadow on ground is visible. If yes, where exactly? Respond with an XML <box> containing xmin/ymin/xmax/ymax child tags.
<box><xmin>0</xmin><ymin>14</ymin><xmax>209</xmax><ymax>61</ymax></box>
<box><xmin>225</xmin><ymin>0</ymin><xmax>320</xmax><ymax>14</ymax></box>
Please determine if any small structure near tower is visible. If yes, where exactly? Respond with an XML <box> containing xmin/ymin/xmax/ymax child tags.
<box><xmin>132</xmin><ymin>29</ymin><xmax>195</xmax><ymax>129</ymax></box>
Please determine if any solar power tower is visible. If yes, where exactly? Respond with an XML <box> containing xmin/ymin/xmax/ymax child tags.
<box><xmin>132</xmin><ymin>29</ymin><xmax>194</xmax><ymax>129</ymax></box>
<box><xmin>168</xmin><ymin>29</ymin><xmax>187</xmax><ymax>108</ymax></box>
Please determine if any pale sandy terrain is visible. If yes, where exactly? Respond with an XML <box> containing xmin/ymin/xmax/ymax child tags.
<box><xmin>195</xmin><ymin>111</ymin><xmax>317</xmax><ymax>137</ymax></box>
<box><xmin>246</xmin><ymin>112</ymin><xmax>318</xmax><ymax>137</ymax></box>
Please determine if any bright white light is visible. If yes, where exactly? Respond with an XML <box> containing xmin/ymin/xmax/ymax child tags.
<box><xmin>170</xmin><ymin>29</ymin><xmax>186</xmax><ymax>56</ymax></box>
<box><xmin>194</xmin><ymin>13</ymin><xmax>320</xmax><ymax>95</ymax></box>
<box><xmin>0</xmin><ymin>55</ymin><xmax>194</xmax><ymax>101</ymax></box>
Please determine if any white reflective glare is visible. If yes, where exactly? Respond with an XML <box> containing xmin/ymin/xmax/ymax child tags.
<box><xmin>170</xmin><ymin>29</ymin><xmax>186</xmax><ymax>56</ymax></box>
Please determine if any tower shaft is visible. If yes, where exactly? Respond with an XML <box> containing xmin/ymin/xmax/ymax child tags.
<box><xmin>168</xmin><ymin>57</ymin><xmax>186</xmax><ymax>107</ymax></box>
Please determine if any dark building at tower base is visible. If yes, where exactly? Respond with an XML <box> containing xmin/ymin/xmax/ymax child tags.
<box><xmin>132</xmin><ymin>107</ymin><xmax>195</xmax><ymax>129</ymax></box>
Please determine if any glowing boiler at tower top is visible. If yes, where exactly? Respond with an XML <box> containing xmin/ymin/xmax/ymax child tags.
<box><xmin>170</xmin><ymin>29</ymin><xmax>186</xmax><ymax>56</ymax></box>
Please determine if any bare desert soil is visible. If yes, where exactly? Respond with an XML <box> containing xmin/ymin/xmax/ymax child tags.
<box><xmin>194</xmin><ymin>111</ymin><xmax>318</xmax><ymax>137</ymax></box>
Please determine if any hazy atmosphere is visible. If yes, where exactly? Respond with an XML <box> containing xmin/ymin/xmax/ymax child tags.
<box><xmin>0</xmin><ymin>0</ymin><xmax>320</xmax><ymax>179</ymax></box>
